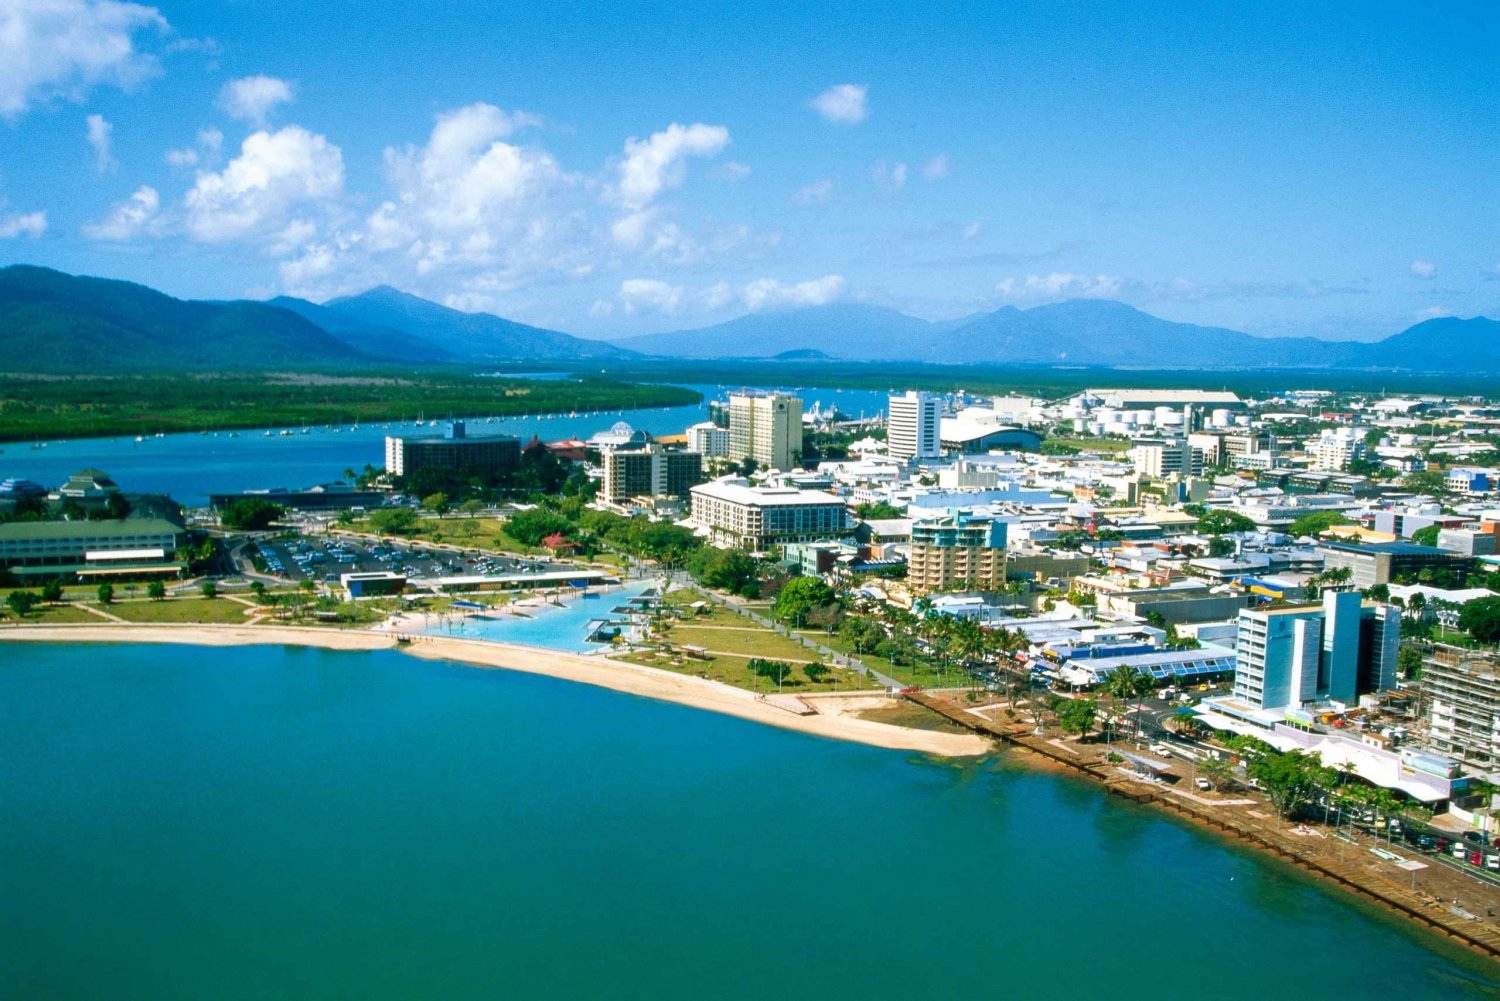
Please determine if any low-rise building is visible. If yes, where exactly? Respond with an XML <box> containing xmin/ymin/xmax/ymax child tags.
<box><xmin>384</xmin><ymin>421</ymin><xmax>520</xmax><ymax>479</ymax></box>
<box><xmin>1318</xmin><ymin>540</ymin><xmax>1472</xmax><ymax>588</ymax></box>
<box><xmin>0</xmin><ymin>510</ymin><xmax>188</xmax><ymax>581</ymax></box>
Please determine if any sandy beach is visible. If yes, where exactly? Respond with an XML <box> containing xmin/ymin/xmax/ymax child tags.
<box><xmin>0</xmin><ymin>623</ymin><xmax>990</xmax><ymax>758</ymax></box>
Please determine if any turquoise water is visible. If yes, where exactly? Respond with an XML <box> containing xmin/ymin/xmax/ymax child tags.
<box><xmin>3</xmin><ymin>642</ymin><xmax>1496</xmax><ymax>1000</ymax></box>
<box><xmin>423</xmin><ymin>580</ymin><xmax>658</xmax><ymax>652</ymax></box>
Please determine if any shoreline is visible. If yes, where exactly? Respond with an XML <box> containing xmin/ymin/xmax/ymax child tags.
<box><xmin>0</xmin><ymin>623</ymin><xmax>990</xmax><ymax>758</ymax></box>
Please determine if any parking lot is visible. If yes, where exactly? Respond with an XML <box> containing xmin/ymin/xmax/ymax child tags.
<box><xmin>250</xmin><ymin>535</ymin><xmax>566</xmax><ymax>586</ymax></box>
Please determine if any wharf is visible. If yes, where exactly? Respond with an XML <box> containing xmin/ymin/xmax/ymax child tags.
<box><xmin>903</xmin><ymin>690</ymin><xmax>1500</xmax><ymax>963</ymax></box>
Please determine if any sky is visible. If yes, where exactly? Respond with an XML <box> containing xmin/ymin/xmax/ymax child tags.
<box><xmin>0</xmin><ymin>1</ymin><xmax>1496</xmax><ymax>341</ymax></box>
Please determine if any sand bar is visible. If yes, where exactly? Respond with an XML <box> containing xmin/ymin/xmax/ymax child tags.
<box><xmin>0</xmin><ymin>623</ymin><xmax>990</xmax><ymax>758</ymax></box>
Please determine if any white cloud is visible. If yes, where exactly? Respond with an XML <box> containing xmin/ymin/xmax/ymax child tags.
<box><xmin>617</xmin><ymin>278</ymin><xmax>683</xmax><ymax>315</ymax></box>
<box><xmin>793</xmin><ymin>178</ymin><xmax>833</xmax><ymax>204</ymax></box>
<box><xmin>184</xmin><ymin>125</ymin><xmax>343</xmax><ymax>241</ymax></box>
<box><xmin>165</xmin><ymin>126</ymin><xmax>222</xmax><ymax>168</ymax></box>
<box><xmin>0</xmin><ymin>0</ymin><xmax>167</xmax><ymax>118</ymax></box>
<box><xmin>217</xmin><ymin>74</ymin><xmax>294</xmax><ymax>126</ymax></box>
<box><xmin>0</xmin><ymin>209</ymin><xmax>47</xmax><ymax>238</ymax></box>
<box><xmin>1415</xmin><ymin>305</ymin><xmax>1452</xmax><ymax>321</ymax></box>
<box><xmin>717</xmin><ymin>160</ymin><xmax>751</xmax><ymax>181</ymax></box>
<box><xmin>809</xmin><ymin>83</ymin><xmax>867</xmax><ymax>125</ymax></box>
<box><xmin>613</xmin><ymin>122</ymin><xmax>729</xmax><ymax>212</ymax></box>
<box><xmin>922</xmin><ymin>153</ymin><xmax>949</xmax><ymax>180</ymax></box>
<box><xmin>85</xmin><ymin>112</ymin><xmax>113</xmax><ymax>171</ymax></box>
<box><xmin>82</xmin><ymin>183</ymin><xmax>157</xmax><ymax>240</ymax></box>
<box><xmin>871</xmin><ymin>159</ymin><xmax>906</xmax><ymax>193</ymax></box>
<box><xmin>743</xmin><ymin>274</ymin><xmax>845</xmax><ymax>312</ymax></box>
<box><xmin>962</xmin><ymin>220</ymin><xmax>982</xmax><ymax>240</ymax></box>
<box><xmin>995</xmin><ymin>273</ymin><xmax>1124</xmax><ymax>302</ymax></box>
<box><xmin>1409</xmin><ymin>259</ymin><xmax>1436</xmax><ymax>279</ymax></box>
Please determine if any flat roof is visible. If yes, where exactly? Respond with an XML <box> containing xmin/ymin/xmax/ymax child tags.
<box><xmin>0</xmin><ymin>517</ymin><xmax>185</xmax><ymax>540</ymax></box>
<box><xmin>690</xmin><ymin>480</ymin><xmax>844</xmax><ymax>506</ymax></box>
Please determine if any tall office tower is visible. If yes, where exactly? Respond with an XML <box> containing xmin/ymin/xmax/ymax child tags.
<box><xmin>887</xmin><ymin>391</ymin><xmax>941</xmax><ymax>461</ymax></box>
<box><xmin>727</xmin><ymin>392</ymin><xmax>803</xmax><ymax>471</ymax></box>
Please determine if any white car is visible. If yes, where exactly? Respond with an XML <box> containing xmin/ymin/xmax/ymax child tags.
<box><xmin>1194</xmin><ymin>777</ymin><xmax>1213</xmax><ymax>791</ymax></box>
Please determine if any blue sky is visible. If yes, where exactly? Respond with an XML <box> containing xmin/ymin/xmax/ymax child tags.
<box><xmin>0</xmin><ymin>1</ymin><xmax>1495</xmax><ymax>340</ymax></box>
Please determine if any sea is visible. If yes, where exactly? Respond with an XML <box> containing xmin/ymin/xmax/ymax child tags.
<box><xmin>2</xmin><ymin>642</ymin><xmax>1496</xmax><ymax>999</ymax></box>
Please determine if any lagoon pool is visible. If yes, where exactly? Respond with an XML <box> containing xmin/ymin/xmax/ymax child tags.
<box><xmin>420</xmin><ymin>579</ymin><xmax>660</xmax><ymax>653</ymax></box>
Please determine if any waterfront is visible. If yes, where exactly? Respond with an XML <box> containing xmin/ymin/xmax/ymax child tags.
<box><xmin>419</xmin><ymin>579</ymin><xmax>659</xmax><ymax>652</ymax></box>
<box><xmin>2</xmin><ymin>642</ymin><xmax>1496</xmax><ymax>999</ymax></box>
<box><xmin>0</xmin><ymin>383</ymin><xmax>891</xmax><ymax>505</ymax></box>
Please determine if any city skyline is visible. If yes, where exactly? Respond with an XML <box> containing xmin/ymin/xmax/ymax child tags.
<box><xmin>0</xmin><ymin>1</ymin><xmax>1495</xmax><ymax>341</ymax></box>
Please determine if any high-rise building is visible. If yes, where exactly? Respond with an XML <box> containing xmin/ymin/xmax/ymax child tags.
<box><xmin>887</xmin><ymin>391</ymin><xmax>941</xmax><ymax>461</ymax></box>
<box><xmin>599</xmin><ymin>442</ymin><xmax>703</xmax><ymax>506</ymax></box>
<box><xmin>1311</xmin><ymin>427</ymin><xmax>1368</xmax><ymax>471</ymax></box>
<box><xmin>1425</xmin><ymin>645</ymin><xmax>1500</xmax><ymax>768</ymax></box>
<box><xmin>727</xmin><ymin>392</ymin><xmax>803</xmax><ymax>472</ymax></box>
<box><xmin>906</xmin><ymin>510</ymin><xmax>1010</xmax><ymax>595</ymax></box>
<box><xmin>1232</xmin><ymin>591</ymin><xmax>1398</xmax><ymax>710</ymax></box>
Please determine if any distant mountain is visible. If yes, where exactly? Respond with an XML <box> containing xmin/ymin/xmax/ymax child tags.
<box><xmin>0</xmin><ymin>265</ymin><xmax>368</xmax><ymax>371</ymax></box>
<box><xmin>268</xmin><ymin>295</ymin><xmax>457</xmax><ymax>363</ymax></box>
<box><xmin>321</xmin><ymin>285</ymin><xmax>631</xmax><ymax>362</ymax></box>
<box><xmin>619</xmin><ymin>296</ymin><xmax>1496</xmax><ymax>372</ymax></box>
<box><xmin>613</xmin><ymin>303</ymin><xmax>933</xmax><ymax>359</ymax></box>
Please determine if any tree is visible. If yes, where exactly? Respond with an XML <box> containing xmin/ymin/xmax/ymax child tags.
<box><xmin>459</xmin><ymin>499</ymin><xmax>486</xmax><ymax>518</ymax></box>
<box><xmin>1197</xmin><ymin>509</ymin><xmax>1257</xmax><ymax>535</ymax></box>
<box><xmin>147</xmin><ymin>580</ymin><xmax>167</xmax><ymax>600</ymax></box>
<box><xmin>1198</xmin><ymin>753</ymin><xmax>1235</xmax><ymax>791</ymax></box>
<box><xmin>1410</xmin><ymin>524</ymin><xmax>1441</xmax><ymax>547</ymax></box>
<box><xmin>738</xmin><ymin>457</ymin><xmax>759</xmax><ymax>478</ymax></box>
<box><xmin>40</xmin><ymin>579</ymin><xmax>64</xmax><ymax>603</ymax></box>
<box><xmin>1459</xmin><ymin>596</ymin><xmax>1500</xmax><ymax>644</ymax></box>
<box><xmin>422</xmin><ymin>492</ymin><xmax>450</xmax><ymax>515</ymax></box>
<box><xmin>96</xmin><ymin>582</ymin><xmax>114</xmax><ymax>605</ymax></box>
<box><xmin>774</xmin><ymin>577</ymin><xmax>837</xmax><ymax>625</ymax></box>
<box><xmin>1397</xmin><ymin>644</ymin><xmax>1423</xmax><ymax>679</ymax></box>
<box><xmin>1056</xmin><ymin>698</ymin><xmax>1097</xmax><ymax>739</ymax></box>
<box><xmin>504</xmin><ymin>508</ymin><xmax>574</xmax><ymax>546</ymax></box>
<box><xmin>200</xmin><ymin>581</ymin><xmax>218</xmax><ymax>599</ymax></box>
<box><xmin>689</xmin><ymin>547</ymin><xmax>760</xmax><ymax>595</ymax></box>
<box><xmin>1403</xmin><ymin>470</ymin><xmax>1447</xmax><ymax>497</ymax></box>
<box><xmin>221</xmin><ymin>498</ymin><xmax>285</xmax><ymax>532</ymax></box>
<box><xmin>1249</xmin><ymin>749</ymin><xmax>1322</xmax><ymax>818</ymax></box>
<box><xmin>369</xmin><ymin>507</ymin><xmax>421</xmax><ymax>537</ymax></box>
<box><xmin>1288</xmin><ymin>511</ymin><xmax>1350</xmax><ymax>538</ymax></box>
<box><xmin>6</xmin><ymin>590</ymin><xmax>40</xmax><ymax>617</ymax></box>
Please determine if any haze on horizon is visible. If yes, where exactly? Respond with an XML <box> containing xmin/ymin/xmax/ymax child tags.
<box><xmin>0</xmin><ymin>1</ymin><xmax>1494</xmax><ymax>343</ymax></box>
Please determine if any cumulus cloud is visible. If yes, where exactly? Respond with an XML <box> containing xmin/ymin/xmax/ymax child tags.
<box><xmin>743</xmin><ymin>274</ymin><xmax>845</xmax><ymax>311</ymax></box>
<box><xmin>85</xmin><ymin>112</ymin><xmax>113</xmax><ymax>171</ymax></box>
<box><xmin>613</xmin><ymin>122</ymin><xmax>729</xmax><ymax>212</ymax></box>
<box><xmin>0</xmin><ymin>0</ymin><xmax>167</xmax><ymax>118</ymax></box>
<box><xmin>617</xmin><ymin>278</ymin><xmax>683</xmax><ymax>315</ymax></box>
<box><xmin>184</xmin><ymin>125</ymin><xmax>343</xmax><ymax>241</ymax></box>
<box><xmin>809</xmin><ymin>83</ymin><xmax>867</xmax><ymax>125</ymax></box>
<box><xmin>82</xmin><ymin>183</ymin><xmax>158</xmax><ymax>240</ymax></box>
<box><xmin>1410</xmin><ymin>259</ymin><xmax>1436</xmax><ymax>279</ymax></box>
<box><xmin>871</xmin><ymin>159</ymin><xmax>906</xmax><ymax>193</ymax></box>
<box><xmin>0</xmin><ymin>208</ymin><xmax>47</xmax><ymax>238</ymax></box>
<box><xmin>922</xmin><ymin>153</ymin><xmax>949</xmax><ymax>180</ymax></box>
<box><xmin>793</xmin><ymin>178</ymin><xmax>833</xmax><ymax>204</ymax></box>
<box><xmin>217</xmin><ymin>74</ymin><xmax>294</xmax><ymax>126</ymax></box>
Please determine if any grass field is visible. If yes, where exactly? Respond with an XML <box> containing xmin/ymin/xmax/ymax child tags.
<box><xmin>0</xmin><ymin>603</ymin><xmax>103</xmax><ymax>624</ymax></box>
<box><xmin>342</xmin><ymin>517</ymin><xmax>546</xmax><ymax>555</ymax></box>
<box><xmin>107</xmin><ymin>598</ymin><xmax>253</xmax><ymax>624</ymax></box>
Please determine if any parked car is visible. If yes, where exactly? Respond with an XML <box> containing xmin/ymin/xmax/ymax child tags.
<box><xmin>1194</xmin><ymin>777</ymin><xmax>1212</xmax><ymax>791</ymax></box>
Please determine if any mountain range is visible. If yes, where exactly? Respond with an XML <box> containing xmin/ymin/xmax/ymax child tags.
<box><xmin>0</xmin><ymin>263</ymin><xmax>1495</xmax><ymax>373</ymax></box>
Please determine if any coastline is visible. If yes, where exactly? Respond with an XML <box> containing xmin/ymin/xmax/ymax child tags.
<box><xmin>0</xmin><ymin>623</ymin><xmax>990</xmax><ymax>758</ymax></box>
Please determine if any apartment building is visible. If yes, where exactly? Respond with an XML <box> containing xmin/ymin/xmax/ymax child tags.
<box><xmin>1425</xmin><ymin>645</ymin><xmax>1500</xmax><ymax>768</ymax></box>
<box><xmin>599</xmin><ymin>442</ymin><xmax>703</xmax><ymax>506</ymax></box>
<box><xmin>906</xmin><ymin>510</ymin><xmax>1010</xmax><ymax>595</ymax></box>
<box><xmin>685</xmin><ymin>421</ymin><xmax>729</xmax><ymax>458</ymax></box>
<box><xmin>1130</xmin><ymin>438</ymin><xmax>1203</xmax><ymax>478</ymax></box>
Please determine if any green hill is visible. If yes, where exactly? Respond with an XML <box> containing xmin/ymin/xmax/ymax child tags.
<box><xmin>0</xmin><ymin>265</ymin><xmax>370</xmax><ymax>371</ymax></box>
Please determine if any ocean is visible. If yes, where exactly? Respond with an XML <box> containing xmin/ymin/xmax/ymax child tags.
<box><xmin>2</xmin><ymin>641</ymin><xmax>1495</xmax><ymax>999</ymax></box>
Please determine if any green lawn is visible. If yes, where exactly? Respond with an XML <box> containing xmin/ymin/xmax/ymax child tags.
<box><xmin>618</xmin><ymin>646</ymin><xmax>867</xmax><ymax>694</ymax></box>
<box><xmin>342</xmin><ymin>517</ymin><xmax>546</xmax><ymax>555</ymax></box>
<box><xmin>0</xmin><ymin>603</ymin><xmax>102</xmax><ymax>624</ymax></box>
<box><xmin>108</xmin><ymin>598</ymin><xmax>255</xmax><ymax>624</ymax></box>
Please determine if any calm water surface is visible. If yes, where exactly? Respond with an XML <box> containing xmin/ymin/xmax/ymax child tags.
<box><xmin>0</xmin><ymin>383</ymin><xmax>891</xmax><ymax>504</ymax></box>
<box><xmin>2</xmin><ymin>642</ymin><xmax>1496</xmax><ymax>1000</ymax></box>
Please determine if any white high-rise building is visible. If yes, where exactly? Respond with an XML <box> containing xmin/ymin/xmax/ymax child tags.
<box><xmin>727</xmin><ymin>392</ymin><xmax>802</xmax><ymax>472</ymax></box>
<box><xmin>685</xmin><ymin>421</ymin><xmax>729</xmax><ymax>457</ymax></box>
<box><xmin>887</xmin><ymin>391</ymin><xmax>941</xmax><ymax>461</ymax></box>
